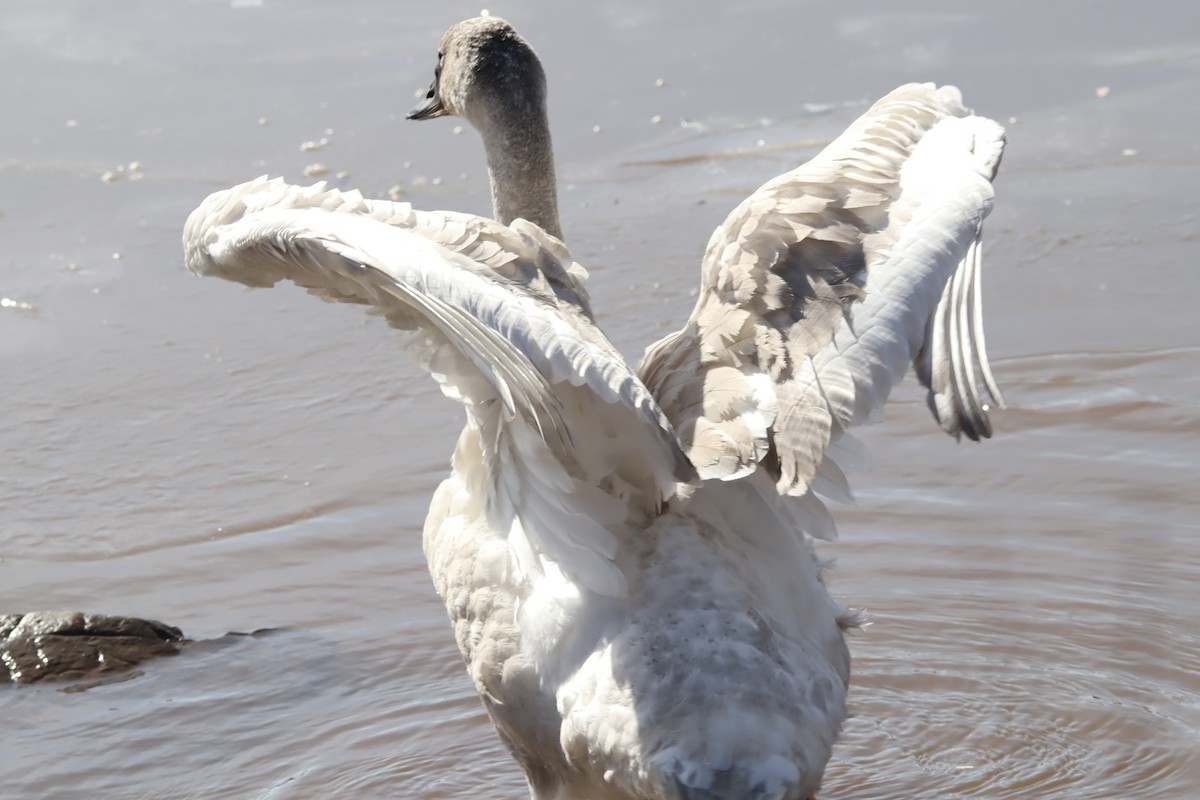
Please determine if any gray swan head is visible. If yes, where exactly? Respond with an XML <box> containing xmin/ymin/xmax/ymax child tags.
<box><xmin>408</xmin><ymin>17</ymin><xmax>546</xmax><ymax>130</ymax></box>
<box><xmin>408</xmin><ymin>17</ymin><xmax>561</xmax><ymax>238</ymax></box>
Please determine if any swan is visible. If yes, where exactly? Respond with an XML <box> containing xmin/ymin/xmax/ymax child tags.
<box><xmin>182</xmin><ymin>16</ymin><xmax>1005</xmax><ymax>799</ymax></box>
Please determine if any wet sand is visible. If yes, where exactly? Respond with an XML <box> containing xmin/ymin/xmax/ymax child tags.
<box><xmin>2</xmin><ymin>1</ymin><xmax>1198</xmax><ymax>797</ymax></box>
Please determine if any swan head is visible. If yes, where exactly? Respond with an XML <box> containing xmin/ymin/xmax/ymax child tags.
<box><xmin>407</xmin><ymin>16</ymin><xmax>547</xmax><ymax>132</ymax></box>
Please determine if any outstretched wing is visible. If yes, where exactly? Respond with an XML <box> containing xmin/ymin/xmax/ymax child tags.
<box><xmin>638</xmin><ymin>83</ymin><xmax>1005</xmax><ymax>503</ymax></box>
<box><xmin>184</xmin><ymin>177</ymin><xmax>694</xmax><ymax>596</ymax></box>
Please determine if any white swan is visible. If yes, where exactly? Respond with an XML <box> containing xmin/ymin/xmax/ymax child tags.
<box><xmin>183</xmin><ymin>16</ymin><xmax>1005</xmax><ymax>800</ymax></box>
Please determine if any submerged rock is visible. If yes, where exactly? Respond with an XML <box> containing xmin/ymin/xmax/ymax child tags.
<box><xmin>1</xmin><ymin>611</ymin><xmax>186</xmax><ymax>684</ymax></box>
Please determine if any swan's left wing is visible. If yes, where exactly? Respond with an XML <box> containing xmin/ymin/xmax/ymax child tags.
<box><xmin>639</xmin><ymin>84</ymin><xmax>1005</xmax><ymax>504</ymax></box>
<box><xmin>184</xmin><ymin>177</ymin><xmax>693</xmax><ymax>596</ymax></box>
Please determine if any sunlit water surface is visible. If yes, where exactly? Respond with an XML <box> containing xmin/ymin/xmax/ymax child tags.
<box><xmin>2</xmin><ymin>1</ymin><xmax>1198</xmax><ymax>798</ymax></box>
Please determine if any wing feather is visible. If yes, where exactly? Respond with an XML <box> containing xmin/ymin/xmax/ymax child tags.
<box><xmin>184</xmin><ymin>177</ymin><xmax>694</xmax><ymax>596</ymax></box>
<box><xmin>638</xmin><ymin>83</ymin><xmax>1006</xmax><ymax>515</ymax></box>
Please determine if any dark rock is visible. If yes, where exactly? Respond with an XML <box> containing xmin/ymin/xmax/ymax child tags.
<box><xmin>1</xmin><ymin>611</ymin><xmax>186</xmax><ymax>685</ymax></box>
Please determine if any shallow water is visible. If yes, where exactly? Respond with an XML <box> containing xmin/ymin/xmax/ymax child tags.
<box><xmin>2</xmin><ymin>1</ymin><xmax>1198</xmax><ymax>798</ymax></box>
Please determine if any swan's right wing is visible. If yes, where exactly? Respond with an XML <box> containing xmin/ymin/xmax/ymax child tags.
<box><xmin>184</xmin><ymin>177</ymin><xmax>692</xmax><ymax>596</ymax></box>
<box><xmin>639</xmin><ymin>84</ymin><xmax>1005</xmax><ymax>504</ymax></box>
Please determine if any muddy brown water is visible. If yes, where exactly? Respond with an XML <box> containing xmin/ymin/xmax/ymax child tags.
<box><xmin>2</xmin><ymin>1</ymin><xmax>1198</xmax><ymax>797</ymax></box>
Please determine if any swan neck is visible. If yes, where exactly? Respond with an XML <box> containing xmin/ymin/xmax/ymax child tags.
<box><xmin>479</xmin><ymin>113</ymin><xmax>562</xmax><ymax>240</ymax></box>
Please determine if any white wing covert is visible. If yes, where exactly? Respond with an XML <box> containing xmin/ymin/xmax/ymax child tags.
<box><xmin>639</xmin><ymin>84</ymin><xmax>1006</xmax><ymax>504</ymax></box>
<box><xmin>184</xmin><ymin>177</ymin><xmax>694</xmax><ymax>596</ymax></box>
